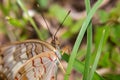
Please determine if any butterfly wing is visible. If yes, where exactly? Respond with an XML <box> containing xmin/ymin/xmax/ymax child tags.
<box><xmin>0</xmin><ymin>40</ymin><xmax>56</xmax><ymax>80</ymax></box>
<box><xmin>15</xmin><ymin>52</ymin><xmax>58</xmax><ymax>80</ymax></box>
<box><xmin>0</xmin><ymin>40</ymin><xmax>55</xmax><ymax>61</ymax></box>
<box><xmin>44</xmin><ymin>60</ymin><xmax>58</xmax><ymax>80</ymax></box>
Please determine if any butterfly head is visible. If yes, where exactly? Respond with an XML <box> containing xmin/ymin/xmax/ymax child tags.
<box><xmin>51</xmin><ymin>37</ymin><xmax>60</xmax><ymax>49</ymax></box>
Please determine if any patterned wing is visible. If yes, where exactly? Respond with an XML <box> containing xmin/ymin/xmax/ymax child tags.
<box><xmin>0</xmin><ymin>40</ymin><xmax>56</xmax><ymax>80</ymax></box>
<box><xmin>14</xmin><ymin>52</ymin><xmax>58</xmax><ymax>80</ymax></box>
<box><xmin>0</xmin><ymin>40</ymin><xmax>55</xmax><ymax>61</ymax></box>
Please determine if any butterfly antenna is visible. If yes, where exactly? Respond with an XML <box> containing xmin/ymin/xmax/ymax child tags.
<box><xmin>53</xmin><ymin>10</ymin><xmax>71</xmax><ymax>40</ymax></box>
<box><xmin>41</xmin><ymin>13</ymin><xmax>53</xmax><ymax>38</ymax></box>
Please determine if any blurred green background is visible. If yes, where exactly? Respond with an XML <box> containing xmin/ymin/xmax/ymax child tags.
<box><xmin>0</xmin><ymin>0</ymin><xmax>120</xmax><ymax>80</ymax></box>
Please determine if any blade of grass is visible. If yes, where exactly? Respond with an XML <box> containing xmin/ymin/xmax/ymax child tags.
<box><xmin>89</xmin><ymin>30</ymin><xmax>106</xmax><ymax>80</ymax></box>
<box><xmin>17</xmin><ymin>0</ymin><xmax>43</xmax><ymax>40</ymax></box>
<box><xmin>64</xmin><ymin>0</ymin><xmax>103</xmax><ymax>80</ymax></box>
<box><xmin>62</xmin><ymin>53</ymin><xmax>105</xmax><ymax>80</ymax></box>
<box><xmin>83</xmin><ymin>0</ymin><xmax>92</xmax><ymax>80</ymax></box>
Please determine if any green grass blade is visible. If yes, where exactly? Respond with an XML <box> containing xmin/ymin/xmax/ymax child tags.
<box><xmin>62</xmin><ymin>54</ymin><xmax>105</xmax><ymax>80</ymax></box>
<box><xmin>64</xmin><ymin>0</ymin><xmax>103</xmax><ymax>80</ymax></box>
<box><xmin>83</xmin><ymin>0</ymin><xmax>92</xmax><ymax>80</ymax></box>
<box><xmin>89</xmin><ymin>30</ymin><xmax>106</xmax><ymax>80</ymax></box>
<box><xmin>17</xmin><ymin>0</ymin><xmax>43</xmax><ymax>40</ymax></box>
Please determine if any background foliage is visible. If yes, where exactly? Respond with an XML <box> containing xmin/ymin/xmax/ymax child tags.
<box><xmin>0</xmin><ymin>0</ymin><xmax>120</xmax><ymax>80</ymax></box>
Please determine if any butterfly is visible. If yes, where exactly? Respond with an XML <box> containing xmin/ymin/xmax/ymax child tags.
<box><xmin>0</xmin><ymin>10</ymin><xmax>70</xmax><ymax>80</ymax></box>
<box><xmin>0</xmin><ymin>40</ymin><xmax>62</xmax><ymax>80</ymax></box>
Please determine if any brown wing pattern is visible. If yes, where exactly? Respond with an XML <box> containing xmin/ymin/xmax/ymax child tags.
<box><xmin>0</xmin><ymin>40</ymin><xmax>58</xmax><ymax>80</ymax></box>
<box><xmin>14</xmin><ymin>52</ymin><xmax>58</xmax><ymax>80</ymax></box>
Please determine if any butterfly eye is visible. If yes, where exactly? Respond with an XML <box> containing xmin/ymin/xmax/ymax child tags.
<box><xmin>51</xmin><ymin>37</ymin><xmax>60</xmax><ymax>48</ymax></box>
